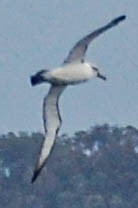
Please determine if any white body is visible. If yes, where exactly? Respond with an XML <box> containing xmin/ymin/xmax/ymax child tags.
<box><xmin>45</xmin><ymin>62</ymin><xmax>96</xmax><ymax>85</ymax></box>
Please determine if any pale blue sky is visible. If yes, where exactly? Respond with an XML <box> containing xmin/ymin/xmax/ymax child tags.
<box><xmin>0</xmin><ymin>0</ymin><xmax>138</xmax><ymax>135</ymax></box>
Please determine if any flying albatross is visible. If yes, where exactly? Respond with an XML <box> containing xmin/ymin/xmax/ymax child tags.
<box><xmin>30</xmin><ymin>15</ymin><xmax>126</xmax><ymax>183</ymax></box>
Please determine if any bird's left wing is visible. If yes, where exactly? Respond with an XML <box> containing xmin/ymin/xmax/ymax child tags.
<box><xmin>31</xmin><ymin>85</ymin><xmax>66</xmax><ymax>183</ymax></box>
<box><xmin>64</xmin><ymin>15</ymin><xmax>126</xmax><ymax>64</ymax></box>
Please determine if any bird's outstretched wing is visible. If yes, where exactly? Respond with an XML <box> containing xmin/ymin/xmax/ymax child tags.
<box><xmin>31</xmin><ymin>85</ymin><xmax>66</xmax><ymax>183</ymax></box>
<box><xmin>64</xmin><ymin>15</ymin><xmax>126</xmax><ymax>64</ymax></box>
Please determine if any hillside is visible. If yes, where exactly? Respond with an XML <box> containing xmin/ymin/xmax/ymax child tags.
<box><xmin>0</xmin><ymin>124</ymin><xmax>138</xmax><ymax>208</ymax></box>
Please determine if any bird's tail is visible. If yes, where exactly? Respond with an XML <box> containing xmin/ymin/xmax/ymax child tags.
<box><xmin>30</xmin><ymin>70</ymin><xmax>49</xmax><ymax>86</ymax></box>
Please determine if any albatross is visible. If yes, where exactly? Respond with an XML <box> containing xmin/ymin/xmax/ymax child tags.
<box><xmin>30</xmin><ymin>15</ymin><xmax>126</xmax><ymax>183</ymax></box>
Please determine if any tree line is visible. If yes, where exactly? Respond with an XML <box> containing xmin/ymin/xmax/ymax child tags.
<box><xmin>0</xmin><ymin>124</ymin><xmax>138</xmax><ymax>208</ymax></box>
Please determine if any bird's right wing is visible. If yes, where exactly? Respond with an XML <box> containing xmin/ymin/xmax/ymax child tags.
<box><xmin>64</xmin><ymin>15</ymin><xmax>126</xmax><ymax>64</ymax></box>
<box><xmin>31</xmin><ymin>85</ymin><xmax>66</xmax><ymax>183</ymax></box>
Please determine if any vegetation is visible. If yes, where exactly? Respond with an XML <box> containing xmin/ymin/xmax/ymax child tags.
<box><xmin>0</xmin><ymin>124</ymin><xmax>138</xmax><ymax>208</ymax></box>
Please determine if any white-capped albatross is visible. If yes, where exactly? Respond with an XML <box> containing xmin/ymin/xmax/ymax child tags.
<box><xmin>30</xmin><ymin>15</ymin><xmax>126</xmax><ymax>183</ymax></box>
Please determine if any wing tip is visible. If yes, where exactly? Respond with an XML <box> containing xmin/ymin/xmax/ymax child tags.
<box><xmin>111</xmin><ymin>15</ymin><xmax>126</xmax><ymax>25</ymax></box>
<box><xmin>31</xmin><ymin>166</ymin><xmax>43</xmax><ymax>183</ymax></box>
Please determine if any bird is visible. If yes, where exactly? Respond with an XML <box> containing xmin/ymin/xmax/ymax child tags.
<box><xmin>30</xmin><ymin>15</ymin><xmax>126</xmax><ymax>183</ymax></box>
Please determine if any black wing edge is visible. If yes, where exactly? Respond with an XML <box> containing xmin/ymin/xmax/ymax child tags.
<box><xmin>31</xmin><ymin>163</ymin><xmax>45</xmax><ymax>183</ymax></box>
<box><xmin>64</xmin><ymin>15</ymin><xmax>126</xmax><ymax>64</ymax></box>
<box><xmin>110</xmin><ymin>15</ymin><xmax>126</xmax><ymax>25</ymax></box>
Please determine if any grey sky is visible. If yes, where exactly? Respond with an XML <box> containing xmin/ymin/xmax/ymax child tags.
<box><xmin>0</xmin><ymin>0</ymin><xmax>137</xmax><ymax>135</ymax></box>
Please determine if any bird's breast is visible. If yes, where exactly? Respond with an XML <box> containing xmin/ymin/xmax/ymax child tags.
<box><xmin>50</xmin><ymin>63</ymin><xmax>94</xmax><ymax>85</ymax></box>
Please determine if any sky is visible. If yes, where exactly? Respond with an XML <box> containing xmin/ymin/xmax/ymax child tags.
<box><xmin>0</xmin><ymin>0</ymin><xmax>138</xmax><ymax>135</ymax></box>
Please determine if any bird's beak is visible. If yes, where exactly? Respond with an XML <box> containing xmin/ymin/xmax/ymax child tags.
<box><xmin>97</xmin><ymin>72</ymin><xmax>107</xmax><ymax>81</ymax></box>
